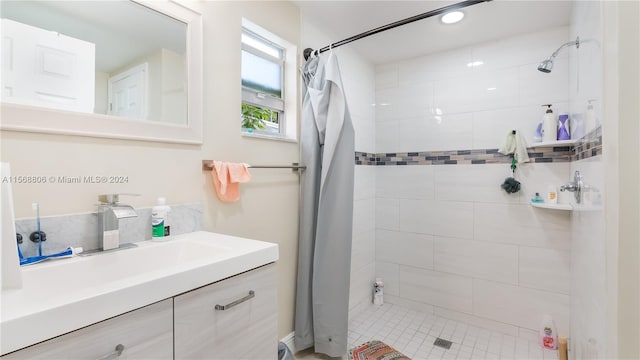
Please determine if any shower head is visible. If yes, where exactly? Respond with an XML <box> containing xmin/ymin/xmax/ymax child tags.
<box><xmin>537</xmin><ymin>36</ymin><xmax>580</xmax><ymax>73</ymax></box>
<box><xmin>537</xmin><ymin>58</ymin><xmax>554</xmax><ymax>73</ymax></box>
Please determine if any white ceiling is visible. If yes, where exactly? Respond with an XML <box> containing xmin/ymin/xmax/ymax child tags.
<box><xmin>294</xmin><ymin>0</ymin><xmax>573</xmax><ymax>64</ymax></box>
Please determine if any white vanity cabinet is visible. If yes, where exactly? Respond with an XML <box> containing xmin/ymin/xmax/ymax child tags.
<box><xmin>174</xmin><ymin>263</ymin><xmax>278</xmax><ymax>359</ymax></box>
<box><xmin>1</xmin><ymin>263</ymin><xmax>278</xmax><ymax>360</ymax></box>
<box><xmin>2</xmin><ymin>299</ymin><xmax>173</xmax><ymax>360</ymax></box>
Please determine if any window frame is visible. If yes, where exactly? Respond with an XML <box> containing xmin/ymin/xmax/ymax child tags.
<box><xmin>240</xmin><ymin>18</ymin><xmax>297</xmax><ymax>142</ymax></box>
<box><xmin>241</xmin><ymin>29</ymin><xmax>285</xmax><ymax>136</ymax></box>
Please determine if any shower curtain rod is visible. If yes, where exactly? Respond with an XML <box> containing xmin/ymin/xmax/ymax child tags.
<box><xmin>303</xmin><ymin>0</ymin><xmax>492</xmax><ymax>61</ymax></box>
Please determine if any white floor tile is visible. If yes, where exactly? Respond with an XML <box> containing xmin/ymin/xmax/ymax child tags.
<box><xmin>345</xmin><ymin>301</ymin><xmax>557</xmax><ymax>360</ymax></box>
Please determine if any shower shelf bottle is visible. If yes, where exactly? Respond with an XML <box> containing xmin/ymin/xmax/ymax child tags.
<box><xmin>541</xmin><ymin>104</ymin><xmax>557</xmax><ymax>143</ymax></box>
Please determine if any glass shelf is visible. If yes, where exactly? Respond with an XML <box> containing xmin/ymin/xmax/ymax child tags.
<box><xmin>529</xmin><ymin>139</ymin><xmax>577</xmax><ymax>148</ymax></box>
<box><xmin>530</xmin><ymin>202</ymin><xmax>573</xmax><ymax>210</ymax></box>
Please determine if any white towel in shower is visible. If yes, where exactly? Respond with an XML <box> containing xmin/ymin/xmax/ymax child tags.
<box><xmin>498</xmin><ymin>131</ymin><xmax>530</xmax><ymax>164</ymax></box>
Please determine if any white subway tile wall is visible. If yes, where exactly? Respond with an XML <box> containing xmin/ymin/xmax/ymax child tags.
<box><xmin>376</xmin><ymin>229</ymin><xmax>434</xmax><ymax>269</ymax></box>
<box><xmin>375</xmin><ymin>26</ymin><xmax>570</xmax><ymax>154</ymax></box>
<box><xmin>372</xmin><ymin>26</ymin><xmax>574</xmax><ymax>337</ymax></box>
<box><xmin>343</xmin><ymin>46</ymin><xmax>377</xmax><ymax>310</ymax></box>
<box><xmin>351</xmin><ymin>155</ymin><xmax>377</xmax><ymax>311</ymax></box>
<box><xmin>568</xmin><ymin>1</ymin><xmax>605</xmax><ymax>358</ymax></box>
<box><xmin>376</xmin><ymin>166</ymin><xmax>435</xmax><ymax>199</ymax></box>
<box><xmin>434</xmin><ymin>237</ymin><xmax>519</xmax><ymax>285</ymax></box>
<box><xmin>399</xmin><ymin>199</ymin><xmax>475</xmax><ymax>240</ymax></box>
<box><xmin>399</xmin><ymin>265</ymin><xmax>473</xmax><ymax>313</ymax></box>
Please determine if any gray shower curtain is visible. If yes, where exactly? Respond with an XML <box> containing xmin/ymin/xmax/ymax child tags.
<box><xmin>294</xmin><ymin>52</ymin><xmax>354</xmax><ymax>357</ymax></box>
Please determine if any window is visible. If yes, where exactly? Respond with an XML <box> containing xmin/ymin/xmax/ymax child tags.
<box><xmin>241</xmin><ymin>30</ymin><xmax>284</xmax><ymax>135</ymax></box>
<box><xmin>240</xmin><ymin>19</ymin><xmax>296</xmax><ymax>141</ymax></box>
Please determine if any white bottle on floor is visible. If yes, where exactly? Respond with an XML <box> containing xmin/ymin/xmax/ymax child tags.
<box><xmin>373</xmin><ymin>278</ymin><xmax>384</xmax><ymax>305</ymax></box>
<box><xmin>540</xmin><ymin>314</ymin><xmax>558</xmax><ymax>350</ymax></box>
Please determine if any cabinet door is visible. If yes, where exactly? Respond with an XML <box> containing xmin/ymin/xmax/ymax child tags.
<box><xmin>2</xmin><ymin>299</ymin><xmax>173</xmax><ymax>360</ymax></box>
<box><xmin>174</xmin><ymin>263</ymin><xmax>277</xmax><ymax>359</ymax></box>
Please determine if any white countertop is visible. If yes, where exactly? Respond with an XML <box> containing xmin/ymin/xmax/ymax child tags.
<box><xmin>0</xmin><ymin>231</ymin><xmax>278</xmax><ymax>355</ymax></box>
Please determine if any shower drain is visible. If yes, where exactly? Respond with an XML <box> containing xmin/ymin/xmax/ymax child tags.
<box><xmin>433</xmin><ymin>337</ymin><xmax>453</xmax><ymax>350</ymax></box>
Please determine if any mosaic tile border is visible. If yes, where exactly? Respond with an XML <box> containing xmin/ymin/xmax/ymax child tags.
<box><xmin>574</xmin><ymin>126</ymin><xmax>602</xmax><ymax>161</ymax></box>
<box><xmin>355</xmin><ymin>127</ymin><xmax>603</xmax><ymax>166</ymax></box>
<box><xmin>355</xmin><ymin>148</ymin><xmax>573</xmax><ymax>166</ymax></box>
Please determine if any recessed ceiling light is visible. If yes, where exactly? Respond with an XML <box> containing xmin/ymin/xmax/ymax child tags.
<box><xmin>467</xmin><ymin>61</ymin><xmax>484</xmax><ymax>68</ymax></box>
<box><xmin>441</xmin><ymin>11</ymin><xmax>465</xmax><ymax>24</ymax></box>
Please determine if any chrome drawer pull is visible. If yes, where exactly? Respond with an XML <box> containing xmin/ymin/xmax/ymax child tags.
<box><xmin>215</xmin><ymin>290</ymin><xmax>255</xmax><ymax>310</ymax></box>
<box><xmin>96</xmin><ymin>344</ymin><xmax>124</xmax><ymax>360</ymax></box>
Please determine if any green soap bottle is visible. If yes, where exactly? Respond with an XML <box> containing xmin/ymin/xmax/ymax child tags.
<box><xmin>151</xmin><ymin>197</ymin><xmax>171</xmax><ymax>240</ymax></box>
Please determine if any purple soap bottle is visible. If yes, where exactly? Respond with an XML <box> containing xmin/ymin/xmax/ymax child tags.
<box><xmin>558</xmin><ymin>114</ymin><xmax>570</xmax><ymax>140</ymax></box>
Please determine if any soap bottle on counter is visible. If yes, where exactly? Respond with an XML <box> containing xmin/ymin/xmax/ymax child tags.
<box><xmin>151</xmin><ymin>197</ymin><xmax>171</xmax><ymax>241</ymax></box>
<box><xmin>541</xmin><ymin>104</ymin><xmax>557</xmax><ymax>142</ymax></box>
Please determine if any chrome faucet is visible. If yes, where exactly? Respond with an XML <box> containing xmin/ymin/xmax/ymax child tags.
<box><xmin>97</xmin><ymin>194</ymin><xmax>138</xmax><ymax>251</ymax></box>
<box><xmin>560</xmin><ymin>170</ymin><xmax>584</xmax><ymax>203</ymax></box>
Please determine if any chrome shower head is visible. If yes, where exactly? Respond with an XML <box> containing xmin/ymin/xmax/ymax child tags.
<box><xmin>538</xmin><ymin>36</ymin><xmax>580</xmax><ymax>74</ymax></box>
<box><xmin>537</xmin><ymin>58</ymin><xmax>554</xmax><ymax>73</ymax></box>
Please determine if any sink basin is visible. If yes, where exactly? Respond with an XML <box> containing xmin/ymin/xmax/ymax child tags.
<box><xmin>1</xmin><ymin>231</ymin><xmax>278</xmax><ymax>355</ymax></box>
<box><xmin>21</xmin><ymin>237</ymin><xmax>232</xmax><ymax>294</ymax></box>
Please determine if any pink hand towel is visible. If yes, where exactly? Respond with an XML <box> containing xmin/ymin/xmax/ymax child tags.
<box><xmin>211</xmin><ymin>161</ymin><xmax>251</xmax><ymax>202</ymax></box>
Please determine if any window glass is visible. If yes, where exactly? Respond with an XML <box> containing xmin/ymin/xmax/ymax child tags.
<box><xmin>241</xmin><ymin>28</ymin><xmax>285</xmax><ymax>135</ymax></box>
<box><xmin>241</xmin><ymin>32</ymin><xmax>282</xmax><ymax>59</ymax></box>
<box><xmin>241</xmin><ymin>50</ymin><xmax>282</xmax><ymax>98</ymax></box>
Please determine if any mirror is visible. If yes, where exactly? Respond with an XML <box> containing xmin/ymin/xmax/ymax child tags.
<box><xmin>0</xmin><ymin>0</ymin><xmax>203</xmax><ymax>144</ymax></box>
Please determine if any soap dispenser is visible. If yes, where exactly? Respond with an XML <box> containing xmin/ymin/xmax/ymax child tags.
<box><xmin>151</xmin><ymin>197</ymin><xmax>171</xmax><ymax>241</ymax></box>
<box><xmin>541</xmin><ymin>104</ymin><xmax>556</xmax><ymax>142</ymax></box>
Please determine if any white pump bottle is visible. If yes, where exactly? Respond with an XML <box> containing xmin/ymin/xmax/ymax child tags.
<box><xmin>541</xmin><ymin>104</ymin><xmax>557</xmax><ymax>143</ymax></box>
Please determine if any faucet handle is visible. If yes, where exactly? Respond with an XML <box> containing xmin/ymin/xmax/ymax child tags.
<box><xmin>98</xmin><ymin>193</ymin><xmax>140</xmax><ymax>204</ymax></box>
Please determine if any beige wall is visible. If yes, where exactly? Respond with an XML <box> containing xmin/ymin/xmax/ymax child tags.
<box><xmin>95</xmin><ymin>71</ymin><xmax>109</xmax><ymax>114</ymax></box>
<box><xmin>603</xmin><ymin>1</ymin><xmax>640</xmax><ymax>358</ymax></box>
<box><xmin>111</xmin><ymin>48</ymin><xmax>187</xmax><ymax>123</ymax></box>
<box><xmin>0</xmin><ymin>1</ymin><xmax>301</xmax><ymax>339</ymax></box>
<box><xmin>615</xmin><ymin>1</ymin><xmax>640</xmax><ymax>358</ymax></box>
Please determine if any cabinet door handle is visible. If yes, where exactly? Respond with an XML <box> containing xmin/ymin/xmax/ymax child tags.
<box><xmin>215</xmin><ymin>290</ymin><xmax>255</xmax><ymax>310</ymax></box>
<box><xmin>96</xmin><ymin>344</ymin><xmax>124</xmax><ymax>360</ymax></box>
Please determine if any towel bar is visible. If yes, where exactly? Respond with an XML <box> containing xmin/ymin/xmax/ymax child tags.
<box><xmin>202</xmin><ymin>160</ymin><xmax>306</xmax><ymax>172</ymax></box>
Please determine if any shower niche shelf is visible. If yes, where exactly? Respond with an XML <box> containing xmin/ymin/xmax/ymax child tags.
<box><xmin>529</xmin><ymin>139</ymin><xmax>577</xmax><ymax>148</ymax></box>
<box><xmin>530</xmin><ymin>201</ymin><xmax>573</xmax><ymax>211</ymax></box>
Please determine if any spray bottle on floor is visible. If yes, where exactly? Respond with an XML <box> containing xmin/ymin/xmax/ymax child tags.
<box><xmin>540</xmin><ymin>315</ymin><xmax>558</xmax><ymax>350</ymax></box>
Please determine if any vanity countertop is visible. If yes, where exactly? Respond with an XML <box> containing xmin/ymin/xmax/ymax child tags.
<box><xmin>0</xmin><ymin>231</ymin><xmax>278</xmax><ymax>355</ymax></box>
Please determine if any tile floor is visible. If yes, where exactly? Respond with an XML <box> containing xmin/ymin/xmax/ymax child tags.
<box><xmin>296</xmin><ymin>302</ymin><xmax>560</xmax><ymax>360</ymax></box>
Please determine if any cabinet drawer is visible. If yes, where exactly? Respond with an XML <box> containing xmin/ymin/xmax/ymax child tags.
<box><xmin>2</xmin><ymin>299</ymin><xmax>173</xmax><ymax>360</ymax></box>
<box><xmin>174</xmin><ymin>263</ymin><xmax>277</xmax><ymax>359</ymax></box>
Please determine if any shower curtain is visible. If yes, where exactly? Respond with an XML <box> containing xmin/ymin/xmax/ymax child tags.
<box><xmin>294</xmin><ymin>52</ymin><xmax>355</xmax><ymax>357</ymax></box>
